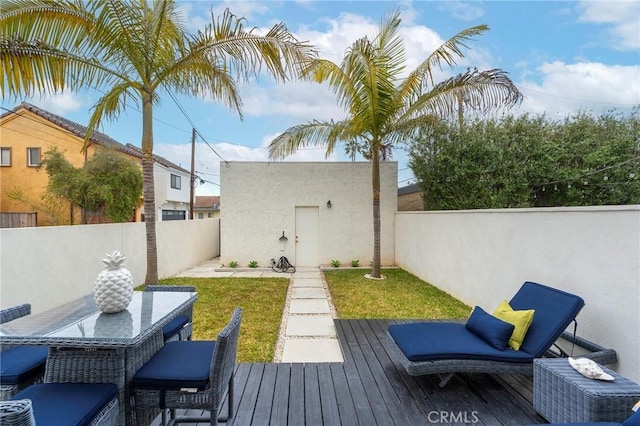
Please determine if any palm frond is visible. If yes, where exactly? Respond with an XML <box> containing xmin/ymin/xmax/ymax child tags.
<box><xmin>194</xmin><ymin>8</ymin><xmax>317</xmax><ymax>84</ymax></box>
<box><xmin>405</xmin><ymin>68</ymin><xmax>523</xmax><ymax>120</ymax></box>
<box><xmin>158</xmin><ymin>50</ymin><xmax>243</xmax><ymax>117</ymax></box>
<box><xmin>83</xmin><ymin>82</ymin><xmax>137</xmax><ymax>151</ymax></box>
<box><xmin>0</xmin><ymin>0</ymin><xmax>93</xmax><ymax>50</ymax></box>
<box><xmin>399</xmin><ymin>24</ymin><xmax>489</xmax><ymax>101</ymax></box>
<box><xmin>268</xmin><ymin>120</ymin><xmax>354</xmax><ymax>159</ymax></box>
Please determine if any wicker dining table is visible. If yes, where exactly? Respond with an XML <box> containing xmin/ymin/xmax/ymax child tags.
<box><xmin>0</xmin><ymin>291</ymin><xmax>198</xmax><ymax>426</ymax></box>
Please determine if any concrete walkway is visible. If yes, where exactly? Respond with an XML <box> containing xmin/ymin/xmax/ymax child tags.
<box><xmin>174</xmin><ymin>259</ymin><xmax>344</xmax><ymax>363</ymax></box>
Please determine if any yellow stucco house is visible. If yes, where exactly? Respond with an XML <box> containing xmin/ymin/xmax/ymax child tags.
<box><xmin>0</xmin><ymin>102</ymin><xmax>190</xmax><ymax>226</ymax></box>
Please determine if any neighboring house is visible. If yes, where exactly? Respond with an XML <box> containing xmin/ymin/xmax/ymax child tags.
<box><xmin>121</xmin><ymin>144</ymin><xmax>191</xmax><ymax>221</ymax></box>
<box><xmin>397</xmin><ymin>183</ymin><xmax>424</xmax><ymax>211</ymax></box>
<box><xmin>0</xmin><ymin>102</ymin><xmax>190</xmax><ymax>226</ymax></box>
<box><xmin>194</xmin><ymin>196</ymin><xmax>220</xmax><ymax>219</ymax></box>
<box><xmin>220</xmin><ymin>161</ymin><xmax>397</xmax><ymax>268</ymax></box>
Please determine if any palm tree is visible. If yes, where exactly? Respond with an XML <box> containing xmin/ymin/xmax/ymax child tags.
<box><xmin>268</xmin><ymin>10</ymin><xmax>522</xmax><ymax>279</ymax></box>
<box><xmin>1</xmin><ymin>0</ymin><xmax>315</xmax><ymax>284</ymax></box>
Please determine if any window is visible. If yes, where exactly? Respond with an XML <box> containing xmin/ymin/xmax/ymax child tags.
<box><xmin>207</xmin><ymin>213</ymin><xmax>213</xmax><ymax>218</ymax></box>
<box><xmin>162</xmin><ymin>210</ymin><xmax>186</xmax><ymax>221</ymax></box>
<box><xmin>27</xmin><ymin>147</ymin><xmax>41</xmax><ymax>167</ymax></box>
<box><xmin>170</xmin><ymin>174</ymin><xmax>181</xmax><ymax>189</ymax></box>
<box><xmin>198</xmin><ymin>212</ymin><xmax>204</xmax><ymax>219</ymax></box>
<box><xmin>1</xmin><ymin>147</ymin><xmax>11</xmax><ymax>166</ymax></box>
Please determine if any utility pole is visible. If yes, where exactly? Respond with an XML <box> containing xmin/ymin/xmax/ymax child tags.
<box><xmin>189</xmin><ymin>127</ymin><xmax>196</xmax><ymax>220</ymax></box>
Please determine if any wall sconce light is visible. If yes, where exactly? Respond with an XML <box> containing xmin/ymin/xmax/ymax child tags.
<box><xmin>279</xmin><ymin>231</ymin><xmax>288</xmax><ymax>251</ymax></box>
<box><xmin>326</xmin><ymin>200</ymin><xmax>332</xmax><ymax>208</ymax></box>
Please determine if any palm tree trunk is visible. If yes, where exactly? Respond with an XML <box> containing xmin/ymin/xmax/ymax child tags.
<box><xmin>371</xmin><ymin>146</ymin><xmax>381</xmax><ymax>278</ymax></box>
<box><xmin>141</xmin><ymin>93</ymin><xmax>158</xmax><ymax>285</ymax></box>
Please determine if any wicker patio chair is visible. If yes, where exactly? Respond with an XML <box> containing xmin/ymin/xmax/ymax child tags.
<box><xmin>0</xmin><ymin>399</ymin><xmax>35</xmax><ymax>426</ymax></box>
<box><xmin>6</xmin><ymin>383</ymin><xmax>119</xmax><ymax>426</ymax></box>
<box><xmin>388</xmin><ymin>281</ymin><xmax>601</xmax><ymax>387</ymax></box>
<box><xmin>132</xmin><ymin>307</ymin><xmax>242</xmax><ymax>426</ymax></box>
<box><xmin>0</xmin><ymin>304</ymin><xmax>48</xmax><ymax>400</ymax></box>
<box><xmin>145</xmin><ymin>285</ymin><xmax>196</xmax><ymax>342</ymax></box>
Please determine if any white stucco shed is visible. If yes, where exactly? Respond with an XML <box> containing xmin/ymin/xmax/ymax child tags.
<box><xmin>220</xmin><ymin>161</ymin><xmax>397</xmax><ymax>268</ymax></box>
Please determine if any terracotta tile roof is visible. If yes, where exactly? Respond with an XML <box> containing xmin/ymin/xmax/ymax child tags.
<box><xmin>194</xmin><ymin>196</ymin><xmax>220</xmax><ymax>209</ymax></box>
<box><xmin>2</xmin><ymin>102</ymin><xmax>189</xmax><ymax>173</ymax></box>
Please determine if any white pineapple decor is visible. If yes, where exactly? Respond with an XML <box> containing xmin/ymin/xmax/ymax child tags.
<box><xmin>94</xmin><ymin>251</ymin><xmax>134</xmax><ymax>313</ymax></box>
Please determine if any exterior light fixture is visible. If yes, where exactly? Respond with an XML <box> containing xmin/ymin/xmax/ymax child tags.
<box><xmin>327</xmin><ymin>200</ymin><xmax>332</xmax><ymax>208</ymax></box>
<box><xmin>279</xmin><ymin>231</ymin><xmax>288</xmax><ymax>252</ymax></box>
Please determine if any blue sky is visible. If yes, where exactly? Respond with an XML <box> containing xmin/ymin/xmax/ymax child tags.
<box><xmin>4</xmin><ymin>0</ymin><xmax>639</xmax><ymax>195</ymax></box>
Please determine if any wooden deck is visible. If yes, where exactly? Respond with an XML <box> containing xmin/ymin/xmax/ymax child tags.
<box><xmin>151</xmin><ymin>319</ymin><xmax>546</xmax><ymax>425</ymax></box>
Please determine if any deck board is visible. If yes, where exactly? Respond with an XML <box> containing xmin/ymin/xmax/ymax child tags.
<box><xmin>151</xmin><ymin>319</ymin><xmax>546</xmax><ymax>425</ymax></box>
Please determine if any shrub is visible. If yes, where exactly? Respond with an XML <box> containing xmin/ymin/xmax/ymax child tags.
<box><xmin>331</xmin><ymin>260</ymin><xmax>340</xmax><ymax>267</ymax></box>
<box><xmin>229</xmin><ymin>261</ymin><xmax>238</xmax><ymax>268</ymax></box>
<box><xmin>248</xmin><ymin>260</ymin><xmax>259</xmax><ymax>268</ymax></box>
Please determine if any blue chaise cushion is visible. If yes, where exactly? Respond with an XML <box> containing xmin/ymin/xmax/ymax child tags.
<box><xmin>0</xmin><ymin>346</ymin><xmax>48</xmax><ymax>384</ymax></box>
<box><xmin>162</xmin><ymin>315</ymin><xmax>189</xmax><ymax>341</ymax></box>
<box><xmin>465</xmin><ymin>306</ymin><xmax>515</xmax><ymax>351</ymax></box>
<box><xmin>388</xmin><ymin>322</ymin><xmax>533</xmax><ymax>363</ymax></box>
<box><xmin>624</xmin><ymin>408</ymin><xmax>640</xmax><ymax>426</ymax></box>
<box><xmin>12</xmin><ymin>383</ymin><xmax>118</xmax><ymax>426</ymax></box>
<box><xmin>132</xmin><ymin>340</ymin><xmax>215</xmax><ymax>390</ymax></box>
<box><xmin>509</xmin><ymin>282</ymin><xmax>584</xmax><ymax>357</ymax></box>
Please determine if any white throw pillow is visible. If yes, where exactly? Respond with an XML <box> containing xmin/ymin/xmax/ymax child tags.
<box><xmin>568</xmin><ymin>357</ymin><xmax>614</xmax><ymax>381</ymax></box>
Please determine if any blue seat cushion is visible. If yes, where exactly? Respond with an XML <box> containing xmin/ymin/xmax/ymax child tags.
<box><xmin>465</xmin><ymin>306</ymin><xmax>515</xmax><ymax>351</ymax></box>
<box><xmin>132</xmin><ymin>340</ymin><xmax>215</xmax><ymax>390</ymax></box>
<box><xmin>162</xmin><ymin>315</ymin><xmax>189</xmax><ymax>340</ymax></box>
<box><xmin>12</xmin><ymin>383</ymin><xmax>118</xmax><ymax>426</ymax></box>
<box><xmin>624</xmin><ymin>408</ymin><xmax>640</xmax><ymax>426</ymax></box>
<box><xmin>388</xmin><ymin>322</ymin><xmax>533</xmax><ymax>363</ymax></box>
<box><xmin>0</xmin><ymin>346</ymin><xmax>48</xmax><ymax>384</ymax></box>
<box><xmin>509</xmin><ymin>282</ymin><xmax>584</xmax><ymax>357</ymax></box>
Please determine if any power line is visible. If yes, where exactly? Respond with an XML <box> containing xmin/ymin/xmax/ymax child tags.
<box><xmin>519</xmin><ymin>84</ymin><xmax>639</xmax><ymax>106</ymax></box>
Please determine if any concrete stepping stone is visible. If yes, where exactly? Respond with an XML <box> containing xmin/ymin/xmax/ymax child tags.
<box><xmin>289</xmin><ymin>299</ymin><xmax>331</xmax><ymax>314</ymax></box>
<box><xmin>291</xmin><ymin>287</ymin><xmax>326</xmax><ymax>299</ymax></box>
<box><xmin>281</xmin><ymin>339</ymin><xmax>344</xmax><ymax>363</ymax></box>
<box><xmin>291</xmin><ymin>278</ymin><xmax>324</xmax><ymax>288</ymax></box>
<box><xmin>286</xmin><ymin>315</ymin><xmax>336</xmax><ymax>337</ymax></box>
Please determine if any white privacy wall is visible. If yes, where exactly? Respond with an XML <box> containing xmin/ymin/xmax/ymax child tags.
<box><xmin>220</xmin><ymin>162</ymin><xmax>397</xmax><ymax>267</ymax></box>
<box><xmin>0</xmin><ymin>219</ymin><xmax>220</xmax><ymax>313</ymax></box>
<box><xmin>395</xmin><ymin>206</ymin><xmax>640</xmax><ymax>382</ymax></box>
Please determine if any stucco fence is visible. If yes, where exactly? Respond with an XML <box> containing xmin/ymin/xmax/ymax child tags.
<box><xmin>1</xmin><ymin>206</ymin><xmax>638</xmax><ymax>382</ymax></box>
<box><xmin>395</xmin><ymin>205</ymin><xmax>640</xmax><ymax>383</ymax></box>
<box><xmin>0</xmin><ymin>218</ymin><xmax>219</xmax><ymax>313</ymax></box>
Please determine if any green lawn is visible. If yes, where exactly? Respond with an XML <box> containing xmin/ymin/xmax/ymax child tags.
<box><xmin>154</xmin><ymin>269</ymin><xmax>470</xmax><ymax>363</ymax></box>
<box><xmin>158</xmin><ymin>277</ymin><xmax>289</xmax><ymax>363</ymax></box>
<box><xmin>323</xmin><ymin>268</ymin><xmax>471</xmax><ymax>319</ymax></box>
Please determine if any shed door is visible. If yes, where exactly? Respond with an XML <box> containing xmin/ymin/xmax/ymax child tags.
<box><xmin>295</xmin><ymin>206</ymin><xmax>319</xmax><ymax>267</ymax></box>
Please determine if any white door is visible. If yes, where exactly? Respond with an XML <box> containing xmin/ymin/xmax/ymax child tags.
<box><xmin>295</xmin><ymin>206</ymin><xmax>319</xmax><ymax>267</ymax></box>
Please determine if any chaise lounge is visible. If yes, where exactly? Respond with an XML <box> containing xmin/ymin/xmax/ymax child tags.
<box><xmin>388</xmin><ymin>281</ymin><xmax>616</xmax><ymax>387</ymax></box>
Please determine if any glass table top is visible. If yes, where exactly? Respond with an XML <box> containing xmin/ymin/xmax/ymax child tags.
<box><xmin>0</xmin><ymin>291</ymin><xmax>197</xmax><ymax>346</ymax></box>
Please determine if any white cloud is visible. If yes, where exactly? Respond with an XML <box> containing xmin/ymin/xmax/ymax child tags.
<box><xmin>240</xmin><ymin>80</ymin><xmax>345</xmax><ymax>121</ymax></box>
<box><xmin>577</xmin><ymin>1</ymin><xmax>640</xmax><ymax>50</ymax></box>
<box><xmin>26</xmin><ymin>92</ymin><xmax>84</xmax><ymax>115</ymax></box>
<box><xmin>438</xmin><ymin>1</ymin><xmax>486</xmax><ymax>21</ymax></box>
<box><xmin>296</xmin><ymin>12</ymin><xmax>378</xmax><ymax>63</ymax></box>
<box><xmin>517</xmin><ymin>61</ymin><xmax>640</xmax><ymax>117</ymax></box>
<box><xmin>239</xmin><ymin>11</ymin><xmax>492</xmax><ymax>122</ymax></box>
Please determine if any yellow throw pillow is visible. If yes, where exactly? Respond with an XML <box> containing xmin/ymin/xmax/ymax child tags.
<box><xmin>493</xmin><ymin>300</ymin><xmax>535</xmax><ymax>350</ymax></box>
